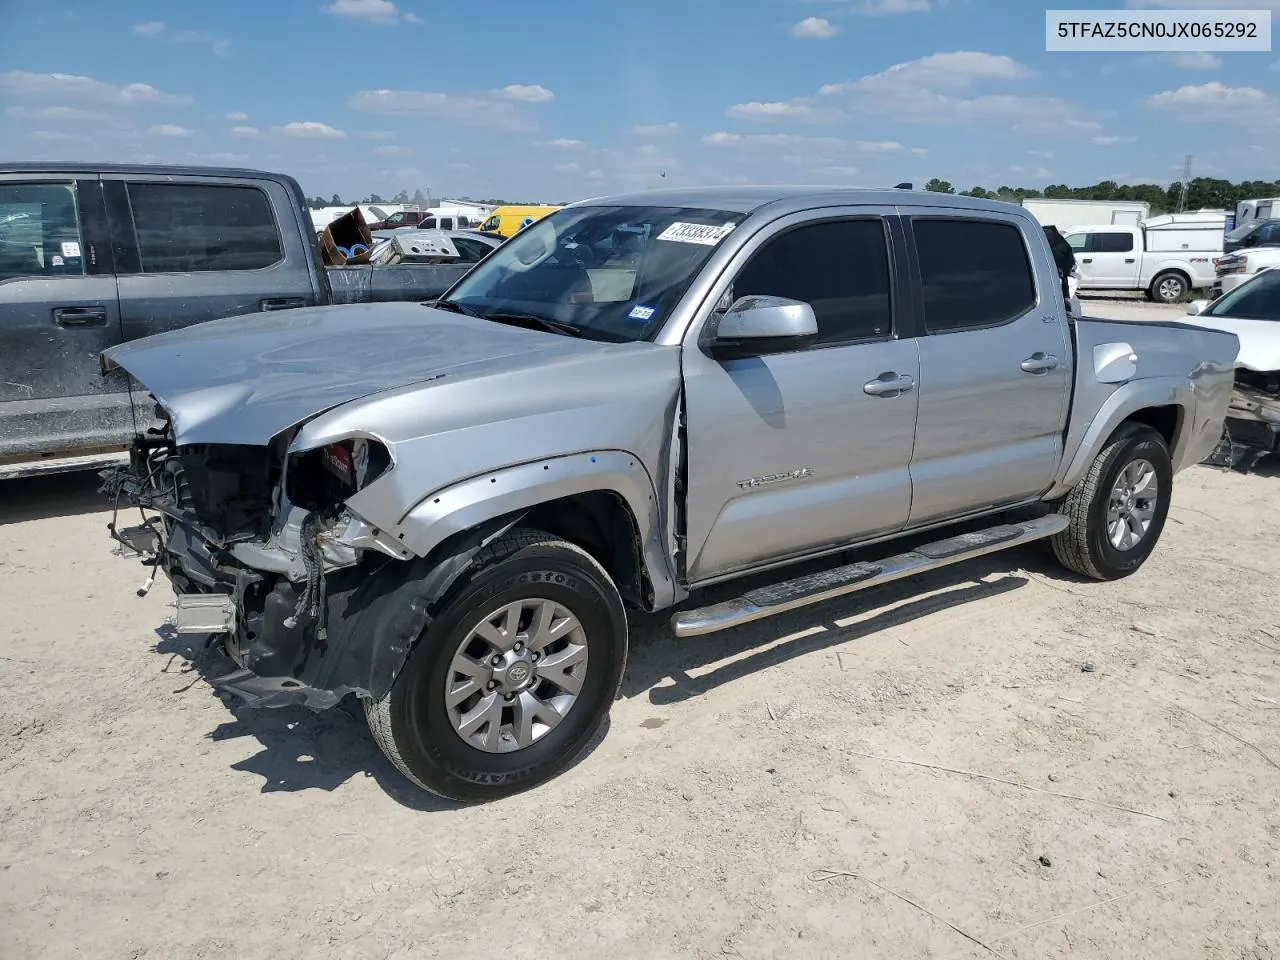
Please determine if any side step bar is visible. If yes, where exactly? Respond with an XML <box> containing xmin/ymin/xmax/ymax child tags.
<box><xmin>670</xmin><ymin>514</ymin><xmax>1069</xmax><ymax>638</ymax></box>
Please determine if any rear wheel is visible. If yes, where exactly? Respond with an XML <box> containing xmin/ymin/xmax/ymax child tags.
<box><xmin>365</xmin><ymin>529</ymin><xmax>627</xmax><ymax>803</ymax></box>
<box><xmin>1051</xmin><ymin>423</ymin><xmax>1173</xmax><ymax>580</ymax></box>
<box><xmin>1150</xmin><ymin>271</ymin><xmax>1189</xmax><ymax>303</ymax></box>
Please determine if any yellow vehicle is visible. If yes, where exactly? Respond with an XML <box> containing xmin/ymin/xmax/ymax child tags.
<box><xmin>476</xmin><ymin>205</ymin><xmax>560</xmax><ymax>238</ymax></box>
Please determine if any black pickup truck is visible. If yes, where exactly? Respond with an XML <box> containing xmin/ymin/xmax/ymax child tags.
<box><xmin>0</xmin><ymin>163</ymin><xmax>474</xmax><ymax>479</ymax></box>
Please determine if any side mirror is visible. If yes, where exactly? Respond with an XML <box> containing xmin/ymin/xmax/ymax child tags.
<box><xmin>1186</xmin><ymin>299</ymin><xmax>1209</xmax><ymax>316</ymax></box>
<box><xmin>705</xmin><ymin>295</ymin><xmax>819</xmax><ymax>360</ymax></box>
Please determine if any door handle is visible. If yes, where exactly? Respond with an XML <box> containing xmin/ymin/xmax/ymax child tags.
<box><xmin>52</xmin><ymin>306</ymin><xmax>107</xmax><ymax>327</ymax></box>
<box><xmin>1124</xmin><ymin>258</ymin><xmax>1136</xmax><ymax>263</ymax></box>
<box><xmin>863</xmin><ymin>373</ymin><xmax>916</xmax><ymax>397</ymax></box>
<box><xmin>1081</xmin><ymin>258</ymin><xmax>1093</xmax><ymax>263</ymax></box>
<box><xmin>1021</xmin><ymin>353</ymin><xmax>1059</xmax><ymax>374</ymax></box>
<box><xmin>261</xmin><ymin>297</ymin><xmax>306</xmax><ymax>312</ymax></box>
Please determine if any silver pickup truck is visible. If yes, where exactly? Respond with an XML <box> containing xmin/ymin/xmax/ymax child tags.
<box><xmin>101</xmin><ymin>186</ymin><xmax>1239</xmax><ymax>802</ymax></box>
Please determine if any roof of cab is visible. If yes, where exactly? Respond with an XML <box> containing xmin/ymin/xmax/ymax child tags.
<box><xmin>571</xmin><ymin>184</ymin><xmax>1028</xmax><ymax>218</ymax></box>
<box><xmin>0</xmin><ymin>161</ymin><xmax>293</xmax><ymax>182</ymax></box>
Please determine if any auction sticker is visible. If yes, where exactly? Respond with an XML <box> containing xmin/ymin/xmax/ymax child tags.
<box><xmin>61</xmin><ymin>241</ymin><xmax>81</xmax><ymax>258</ymax></box>
<box><xmin>627</xmin><ymin>305</ymin><xmax>656</xmax><ymax>321</ymax></box>
<box><xmin>657</xmin><ymin>222</ymin><xmax>736</xmax><ymax>245</ymax></box>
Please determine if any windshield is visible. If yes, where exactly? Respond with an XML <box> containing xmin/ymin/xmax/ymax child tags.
<box><xmin>1206</xmin><ymin>268</ymin><xmax>1280</xmax><ymax>321</ymax></box>
<box><xmin>1225</xmin><ymin>220</ymin><xmax>1261</xmax><ymax>242</ymax></box>
<box><xmin>443</xmin><ymin>204</ymin><xmax>746</xmax><ymax>342</ymax></box>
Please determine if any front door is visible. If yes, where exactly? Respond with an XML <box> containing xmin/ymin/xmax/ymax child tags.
<box><xmin>901</xmin><ymin>211</ymin><xmax>1072</xmax><ymax>526</ymax></box>
<box><xmin>0</xmin><ymin>175</ymin><xmax>130</xmax><ymax>462</ymax></box>
<box><xmin>681</xmin><ymin>211</ymin><xmax>920</xmax><ymax>582</ymax></box>
<box><xmin>1087</xmin><ymin>229</ymin><xmax>1141</xmax><ymax>287</ymax></box>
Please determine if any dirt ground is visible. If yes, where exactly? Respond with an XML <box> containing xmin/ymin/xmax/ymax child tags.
<box><xmin>3</xmin><ymin>297</ymin><xmax>1278</xmax><ymax>960</ymax></box>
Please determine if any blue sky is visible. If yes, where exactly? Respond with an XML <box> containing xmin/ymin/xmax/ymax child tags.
<box><xmin>1</xmin><ymin>0</ymin><xmax>1277</xmax><ymax>202</ymax></box>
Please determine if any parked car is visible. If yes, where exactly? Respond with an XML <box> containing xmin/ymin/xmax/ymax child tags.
<box><xmin>475</xmin><ymin>204</ymin><xmax>561</xmax><ymax>238</ymax></box>
<box><xmin>369</xmin><ymin>228</ymin><xmax>502</xmax><ymax>264</ymax></box>
<box><xmin>1063</xmin><ymin>213</ymin><xmax>1226</xmax><ymax>302</ymax></box>
<box><xmin>101</xmin><ymin>186</ymin><xmax>1238</xmax><ymax>802</ymax></box>
<box><xmin>1212</xmin><ymin>219</ymin><xmax>1280</xmax><ymax>299</ymax></box>
<box><xmin>1186</xmin><ymin>267</ymin><xmax>1280</xmax><ymax>469</ymax></box>
<box><xmin>0</xmin><ymin>163</ymin><xmax>477</xmax><ymax>479</ymax></box>
<box><xmin>368</xmin><ymin>210</ymin><xmax>478</xmax><ymax>233</ymax></box>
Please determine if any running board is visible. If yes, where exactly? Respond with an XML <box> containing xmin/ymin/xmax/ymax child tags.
<box><xmin>670</xmin><ymin>515</ymin><xmax>1069</xmax><ymax>638</ymax></box>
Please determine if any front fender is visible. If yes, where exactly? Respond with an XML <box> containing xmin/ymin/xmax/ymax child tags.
<box><xmin>1050</xmin><ymin>376</ymin><xmax>1191</xmax><ymax>497</ymax></box>
<box><xmin>393</xmin><ymin>450</ymin><xmax>678</xmax><ymax>610</ymax></box>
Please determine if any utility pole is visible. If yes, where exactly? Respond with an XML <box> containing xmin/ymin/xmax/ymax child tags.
<box><xmin>1177</xmin><ymin>154</ymin><xmax>1192</xmax><ymax>213</ymax></box>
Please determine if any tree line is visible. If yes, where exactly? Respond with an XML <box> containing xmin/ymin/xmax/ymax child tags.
<box><xmin>922</xmin><ymin>177</ymin><xmax>1280</xmax><ymax>214</ymax></box>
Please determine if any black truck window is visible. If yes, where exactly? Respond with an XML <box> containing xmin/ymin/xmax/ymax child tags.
<box><xmin>126</xmin><ymin>182</ymin><xmax>284</xmax><ymax>273</ymax></box>
<box><xmin>0</xmin><ymin>183</ymin><xmax>85</xmax><ymax>280</ymax></box>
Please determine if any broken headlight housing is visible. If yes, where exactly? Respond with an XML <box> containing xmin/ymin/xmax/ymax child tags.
<box><xmin>286</xmin><ymin>436</ymin><xmax>393</xmax><ymax>512</ymax></box>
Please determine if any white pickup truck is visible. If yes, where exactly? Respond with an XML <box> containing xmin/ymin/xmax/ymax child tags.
<box><xmin>1063</xmin><ymin>213</ymin><xmax>1225</xmax><ymax>303</ymax></box>
<box><xmin>1212</xmin><ymin>219</ymin><xmax>1280</xmax><ymax>299</ymax></box>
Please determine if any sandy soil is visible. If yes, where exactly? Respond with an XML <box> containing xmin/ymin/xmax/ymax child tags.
<box><xmin>3</xmin><ymin>299</ymin><xmax>1277</xmax><ymax>960</ymax></box>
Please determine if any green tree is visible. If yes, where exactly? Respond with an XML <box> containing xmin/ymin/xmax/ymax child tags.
<box><xmin>959</xmin><ymin>186</ymin><xmax>994</xmax><ymax>199</ymax></box>
<box><xmin>924</xmin><ymin>178</ymin><xmax>955</xmax><ymax>194</ymax></box>
<box><xmin>411</xmin><ymin>188</ymin><xmax>427</xmax><ymax>206</ymax></box>
<box><xmin>330</xmin><ymin>193</ymin><xmax>343</xmax><ymax>206</ymax></box>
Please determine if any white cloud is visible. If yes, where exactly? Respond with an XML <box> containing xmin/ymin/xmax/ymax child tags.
<box><xmin>147</xmin><ymin>123</ymin><xmax>194</xmax><ymax>137</ymax></box>
<box><xmin>554</xmin><ymin>162</ymin><xmax>582</xmax><ymax>174</ymax></box>
<box><xmin>1091</xmin><ymin>134</ymin><xmax>1137</xmax><ymax>145</ymax></box>
<box><xmin>185</xmin><ymin>151</ymin><xmax>250</xmax><ymax>164</ymax></box>
<box><xmin>373</xmin><ymin>144</ymin><xmax>411</xmax><ymax>155</ymax></box>
<box><xmin>1170</xmin><ymin>52</ymin><xmax>1222</xmax><ymax>69</ymax></box>
<box><xmin>631</xmin><ymin>122</ymin><xmax>679</xmax><ymax>135</ymax></box>
<box><xmin>275</xmin><ymin>120</ymin><xmax>346</xmax><ymax>138</ymax></box>
<box><xmin>910</xmin><ymin>147</ymin><xmax>929</xmax><ymax>155</ymax></box>
<box><xmin>6</xmin><ymin>105</ymin><xmax>100</xmax><ymax>121</ymax></box>
<box><xmin>586</xmin><ymin>169</ymin><xmax>607</xmax><ymax>181</ymax></box>
<box><xmin>498</xmin><ymin>84</ymin><xmax>554</xmax><ymax>103</ymax></box>
<box><xmin>225</xmin><ymin>111</ymin><xmax>249</xmax><ymax>121</ymax></box>
<box><xmin>28</xmin><ymin>130</ymin><xmax>73</xmax><ymax>141</ymax></box>
<box><xmin>1128</xmin><ymin>0</ymin><xmax>1280</xmax><ymax>8</ymax></box>
<box><xmin>841</xmin><ymin>0</ymin><xmax>932</xmax><ymax>13</ymax></box>
<box><xmin>230</xmin><ymin>125</ymin><xmax>261</xmax><ymax>138</ymax></box>
<box><xmin>349</xmin><ymin>86</ymin><xmax>554</xmax><ymax>132</ymax></box>
<box><xmin>0</xmin><ymin>71</ymin><xmax>190</xmax><ymax>105</ymax></box>
<box><xmin>548</xmin><ymin>137</ymin><xmax>585</xmax><ymax>148</ymax></box>
<box><xmin>726</xmin><ymin>52</ymin><xmax>1098</xmax><ymax>138</ymax></box>
<box><xmin>702</xmin><ymin>131</ymin><xmax>904</xmax><ymax>153</ymax></box>
<box><xmin>1146</xmin><ymin>81</ymin><xmax>1276</xmax><ymax>123</ymax></box>
<box><xmin>792</xmin><ymin>16</ymin><xmax>839</xmax><ymax>38</ymax></box>
<box><xmin>132</xmin><ymin>21</ymin><xmax>232</xmax><ymax>56</ymax></box>
<box><xmin>322</xmin><ymin>0</ymin><xmax>418</xmax><ymax>24</ymax></box>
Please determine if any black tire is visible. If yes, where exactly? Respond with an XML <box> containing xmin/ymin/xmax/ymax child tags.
<box><xmin>1050</xmin><ymin>423</ymin><xmax>1173</xmax><ymax>581</ymax></box>
<box><xmin>365</xmin><ymin>528</ymin><xmax>627</xmax><ymax>803</ymax></box>
<box><xmin>1150</xmin><ymin>271</ymin><xmax>1189</xmax><ymax>304</ymax></box>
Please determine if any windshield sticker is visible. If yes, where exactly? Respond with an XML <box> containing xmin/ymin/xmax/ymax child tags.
<box><xmin>61</xmin><ymin>241</ymin><xmax>81</xmax><ymax>258</ymax></box>
<box><xmin>628</xmin><ymin>305</ymin><xmax>656</xmax><ymax>322</ymax></box>
<box><xmin>656</xmin><ymin>222</ymin><xmax>736</xmax><ymax>246</ymax></box>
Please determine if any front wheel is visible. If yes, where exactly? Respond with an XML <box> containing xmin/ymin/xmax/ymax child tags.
<box><xmin>365</xmin><ymin>529</ymin><xmax>627</xmax><ymax>802</ymax></box>
<box><xmin>1050</xmin><ymin>423</ymin><xmax>1173</xmax><ymax>580</ymax></box>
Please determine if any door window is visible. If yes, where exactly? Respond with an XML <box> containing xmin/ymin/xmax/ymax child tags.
<box><xmin>420</xmin><ymin>218</ymin><xmax>437</xmax><ymax>229</ymax></box>
<box><xmin>913</xmin><ymin>218</ymin><xmax>1037</xmax><ymax>333</ymax></box>
<box><xmin>451</xmin><ymin>236</ymin><xmax>494</xmax><ymax>263</ymax></box>
<box><xmin>126</xmin><ymin>182</ymin><xmax>283</xmax><ymax>273</ymax></box>
<box><xmin>0</xmin><ymin>182</ymin><xmax>85</xmax><ymax>279</ymax></box>
<box><xmin>1064</xmin><ymin>232</ymin><xmax>1087</xmax><ymax>252</ymax></box>
<box><xmin>1095</xmin><ymin>232</ymin><xmax>1134</xmax><ymax>253</ymax></box>
<box><xmin>728</xmin><ymin>219</ymin><xmax>893</xmax><ymax>346</ymax></box>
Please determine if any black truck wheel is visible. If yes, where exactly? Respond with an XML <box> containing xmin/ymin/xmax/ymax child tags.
<box><xmin>1050</xmin><ymin>423</ymin><xmax>1173</xmax><ymax>580</ymax></box>
<box><xmin>365</xmin><ymin>529</ymin><xmax>627</xmax><ymax>803</ymax></box>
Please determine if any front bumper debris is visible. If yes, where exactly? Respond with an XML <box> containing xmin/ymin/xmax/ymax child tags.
<box><xmin>173</xmin><ymin>594</ymin><xmax>238</xmax><ymax>635</ymax></box>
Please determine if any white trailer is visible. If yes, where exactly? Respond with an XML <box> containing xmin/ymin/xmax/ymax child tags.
<box><xmin>1062</xmin><ymin>212</ymin><xmax>1226</xmax><ymax>302</ymax></box>
<box><xmin>1022</xmin><ymin>198</ymin><xmax>1151</xmax><ymax>230</ymax></box>
<box><xmin>1236</xmin><ymin>197</ymin><xmax>1280</xmax><ymax>225</ymax></box>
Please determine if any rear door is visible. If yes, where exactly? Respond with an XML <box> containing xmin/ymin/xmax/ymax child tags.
<box><xmin>1087</xmin><ymin>230</ymin><xmax>1141</xmax><ymax>287</ymax></box>
<box><xmin>902</xmin><ymin>210</ymin><xmax>1072</xmax><ymax>526</ymax></box>
<box><xmin>105</xmin><ymin>175</ymin><xmax>319</xmax><ymax>346</ymax></box>
<box><xmin>0</xmin><ymin>174</ymin><xmax>132</xmax><ymax>463</ymax></box>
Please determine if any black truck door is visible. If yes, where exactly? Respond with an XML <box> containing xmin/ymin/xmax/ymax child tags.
<box><xmin>0</xmin><ymin>174</ymin><xmax>132</xmax><ymax>468</ymax></box>
<box><xmin>104</xmin><ymin>174</ymin><xmax>319</xmax><ymax>349</ymax></box>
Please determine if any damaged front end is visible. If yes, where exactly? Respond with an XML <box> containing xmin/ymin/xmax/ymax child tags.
<box><xmin>1214</xmin><ymin>369</ymin><xmax>1280</xmax><ymax>470</ymax></box>
<box><xmin>103</xmin><ymin>403</ymin><xmax>419</xmax><ymax>710</ymax></box>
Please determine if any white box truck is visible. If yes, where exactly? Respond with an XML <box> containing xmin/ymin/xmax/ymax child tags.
<box><xmin>1022</xmin><ymin>198</ymin><xmax>1151</xmax><ymax>230</ymax></box>
<box><xmin>1062</xmin><ymin>212</ymin><xmax>1226</xmax><ymax>302</ymax></box>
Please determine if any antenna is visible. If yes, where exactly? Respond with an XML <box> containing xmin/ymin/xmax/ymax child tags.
<box><xmin>1176</xmin><ymin>155</ymin><xmax>1192</xmax><ymax>213</ymax></box>
<box><xmin>894</xmin><ymin>182</ymin><xmax>913</xmax><ymax>190</ymax></box>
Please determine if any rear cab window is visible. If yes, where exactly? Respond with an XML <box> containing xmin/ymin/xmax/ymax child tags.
<box><xmin>125</xmin><ymin>182</ymin><xmax>283</xmax><ymax>273</ymax></box>
<box><xmin>0</xmin><ymin>182</ymin><xmax>85</xmax><ymax>280</ymax></box>
<box><xmin>912</xmin><ymin>218</ymin><xmax>1037</xmax><ymax>333</ymax></box>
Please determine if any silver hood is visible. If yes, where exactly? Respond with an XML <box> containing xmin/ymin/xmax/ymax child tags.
<box><xmin>103</xmin><ymin>301</ymin><xmax>616</xmax><ymax>445</ymax></box>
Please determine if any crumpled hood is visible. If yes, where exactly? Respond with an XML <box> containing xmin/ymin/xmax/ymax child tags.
<box><xmin>103</xmin><ymin>301</ymin><xmax>609</xmax><ymax>445</ymax></box>
<box><xmin>1183</xmin><ymin>314</ymin><xmax>1280</xmax><ymax>372</ymax></box>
